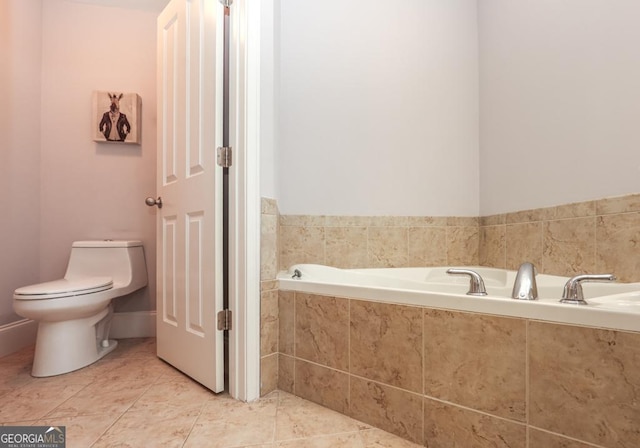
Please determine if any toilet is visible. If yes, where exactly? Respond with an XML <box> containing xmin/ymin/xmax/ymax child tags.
<box><xmin>13</xmin><ymin>240</ymin><xmax>148</xmax><ymax>377</ymax></box>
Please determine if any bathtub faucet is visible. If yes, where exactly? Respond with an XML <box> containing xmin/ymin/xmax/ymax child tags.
<box><xmin>446</xmin><ymin>268</ymin><xmax>487</xmax><ymax>296</ymax></box>
<box><xmin>561</xmin><ymin>273</ymin><xmax>616</xmax><ymax>305</ymax></box>
<box><xmin>512</xmin><ymin>262</ymin><xmax>538</xmax><ymax>300</ymax></box>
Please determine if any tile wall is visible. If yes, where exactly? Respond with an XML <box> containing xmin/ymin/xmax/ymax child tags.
<box><xmin>278</xmin><ymin>293</ymin><xmax>640</xmax><ymax>448</ymax></box>
<box><xmin>279</xmin><ymin>215</ymin><xmax>480</xmax><ymax>270</ymax></box>
<box><xmin>480</xmin><ymin>193</ymin><xmax>640</xmax><ymax>282</ymax></box>
<box><xmin>260</xmin><ymin>198</ymin><xmax>279</xmax><ymax>396</ymax></box>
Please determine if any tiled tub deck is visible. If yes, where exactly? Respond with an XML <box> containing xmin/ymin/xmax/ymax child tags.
<box><xmin>277</xmin><ymin>290</ymin><xmax>640</xmax><ymax>448</ymax></box>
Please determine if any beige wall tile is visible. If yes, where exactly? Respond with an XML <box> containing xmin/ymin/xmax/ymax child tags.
<box><xmin>261</xmin><ymin>279</ymin><xmax>278</xmax><ymax>292</ymax></box>
<box><xmin>280</xmin><ymin>215</ymin><xmax>325</xmax><ymax>227</ymax></box>
<box><xmin>479</xmin><ymin>225</ymin><xmax>506</xmax><ymax>268</ymax></box>
<box><xmin>554</xmin><ymin>201</ymin><xmax>596</xmax><ymax>220</ymax></box>
<box><xmin>424</xmin><ymin>310</ymin><xmax>526</xmax><ymax>421</ymax></box>
<box><xmin>278</xmin><ymin>354</ymin><xmax>295</xmax><ymax>394</ymax></box>
<box><xmin>542</xmin><ymin>217</ymin><xmax>596</xmax><ymax>277</ymax></box>
<box><xmin>408</xmin><ymin>227</ymin><xmax>447</xmax><ymax>267</ymax></box>
<box><xmin>260</xmin><ymin>354</ymin><xmax>277</xmax><ymax>397</ymax></box>
<box><xmin>294</xmin><ymin>359</ymin><xmax>349</xmax><ymax>414</ymax></box>
<box><xmin>447</xmin><ymin>216</ymin><xmax>479</xmax><ymax>227</ymax></box>
<box><xmin>278</xmin><ymin>291</ymin><xmax>295</xmax><ymax>356</ymax></box>
<box><xmin>295</xmin><ymin>293</ymin><xmax>349</xmax><ymax>371</ymax></box>
<box><xmin>350</xmin><ymin>300</ymin><xmax>423</xmax><ymax>393</ymax></box>
<box><xmin>505</xmin><ymin>222</ymin><xmax>543</xmax><ymax>270</ymax></box>
<box><xmin>349</xmin><ymin>377</ymin><xmax>423</xmax><ymax>444</ymax></box>
<box><xmin>279</xmin><ymin>226</ymin><xmax>325</xmax><ymax>270</ymax></box>
<box><xmin>596</xmin><ymin>212</ymin><xmax>640</xmax><ymax>282</ymax></box>
<box><xmin>528</xmin><ymin>429</ymin><xmax>596</xmax><ymax>448</ymax></box>
<box><xmin>261</xmin><ymin>213</ymin><xmax>278</xmax><ymax>281</ymax></box>
<box><xmin>324</xmin><ymin>216</ymin><xmax>374</xmax><ymax>227</ymax></box>
<box><xmin>447</xmin><ymin>226</ymin><xmax>479</xmax><ymax>266</ymax></box>
<box><xmin>529</xmin><ymin>321</ymin><xmax>640</xmax><ymax>447</ymax></box>
<box><xmin>261</xmin><ymin>197</ymin><xmax>278</xmax><ymax>215</ymax></box>
<box><xmin>506</xmin><ymin>207</ymin><xmax>554</xmax><ymax>224</ymax></box>
<box><xmin>480</xmin><ymin>214</ymin><xmax>506</xmax><ymax>226</ymax></box>
<box><xmin>596</xmin><ymin>193</ymin><xmax>640</xmax><ymax>215</ymax></box>
<box><xmin>367</xmin><ymin>227</ymin><xmax>408</xmax><ymax>268</ymax></box>
<box><xmin>260</xmin><ymin>290</ymin><xmax>278</xmax><ymax>357</ymax></box>
<box><xmin>325</xmin><ymin>227</ymin><xmax>368</xmax><ymax>268</ymax></box>
<box><xmin>407</xmin><ymin>216</ymin><xmax>448</xmax><ymax>227</ymax></box>
<box><xmin>369</xmin><ymin>216</ymin><xmax>410</xmax><ymax>227</ymax></box>
<box><xmin>423</xmin><ymin>398</ymin><xmax>526</xmax><ymax>448</ymax></box>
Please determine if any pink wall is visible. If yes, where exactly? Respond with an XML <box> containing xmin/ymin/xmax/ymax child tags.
<box><xmin>0</xmin><ymin>0</ymin><xmax>43</xmax><ymax>323</ymax></box>
<box><xmin>39</xmin><ymin>0</ymin><xmax>159</xmax><ymax>311</ymax></box>
<box><xmin>0</xmin><ymin>0</ymin><xmax>160</xmax><ymax>319</ymax></box>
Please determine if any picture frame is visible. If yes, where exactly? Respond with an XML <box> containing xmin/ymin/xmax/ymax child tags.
<box><xmin>92</xmin><ymin>91</ymin><xmax>141</xmax><ymax>144</ymax></box>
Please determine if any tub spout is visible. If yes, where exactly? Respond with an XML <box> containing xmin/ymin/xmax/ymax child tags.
<box><xmin>512</xmin><ymin>262</ymin><xmax>538</xmax><ymax>300</ymax></box>
<box><xmin>446</xmin><ymin>268</ymin><xmax>487</xmax><ymax>296</ymax></box>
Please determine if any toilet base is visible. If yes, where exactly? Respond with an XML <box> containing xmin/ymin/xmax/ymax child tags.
<box><xmin>31</xmin><ymin>307</ymin><xmax>118</xmax><ymax>377</ymax></box>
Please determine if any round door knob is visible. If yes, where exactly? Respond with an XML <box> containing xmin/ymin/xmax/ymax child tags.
<box><xmin>145</xmin><ymin>196</ymin><xmax>163</xmax><ymax>208</ymax></box>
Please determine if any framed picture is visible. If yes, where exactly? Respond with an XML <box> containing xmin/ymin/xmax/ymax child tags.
<box><xmin>92</xmin><ymin>91</ymin><xmax>141</xmax><ymax>144</ymax></box>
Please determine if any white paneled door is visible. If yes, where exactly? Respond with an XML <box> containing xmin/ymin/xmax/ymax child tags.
<box><xmin>155</xmin><ymin>0</ymin><xmax>224</xmax><ymax>392</ymax></box>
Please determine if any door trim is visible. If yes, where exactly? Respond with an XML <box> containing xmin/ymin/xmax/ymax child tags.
<box><xmin>228</xmin><ymin>0</ymin><xmax>261</xmax><ymax>402</ymax></box>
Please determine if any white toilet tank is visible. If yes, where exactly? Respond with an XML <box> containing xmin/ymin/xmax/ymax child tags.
<box><xmin>65</xmin><ymin>240</ymin><xmax>148</xmax><ymax>294</ymax></box>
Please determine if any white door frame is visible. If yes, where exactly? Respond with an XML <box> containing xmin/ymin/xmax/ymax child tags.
<box><xmin>227</xmin><ymin>0</ymin><xmax>261</xmax><ymax>402</ymax></box>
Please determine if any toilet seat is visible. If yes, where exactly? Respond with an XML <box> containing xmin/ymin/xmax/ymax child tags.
<box><xmin>14</xmin><ymin>277</ymin><xmax>113</xmax><ymax>300</ymax></box>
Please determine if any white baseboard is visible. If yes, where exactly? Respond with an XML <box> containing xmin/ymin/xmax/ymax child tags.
<box><xmin>0</xmin><ymin>319</ymin><xmax>37</xmax><ymax>358</ymax></box>
<box><xmin>110</xmin><ymin>311</ymin><xmax>156</xmax><ymax>339</ymax></box>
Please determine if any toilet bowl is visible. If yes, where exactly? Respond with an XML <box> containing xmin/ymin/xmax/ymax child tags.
<box><xmin>13</xmin><ymin>240</ymin><xmax>148</xmax><ymax>377</ymax></box>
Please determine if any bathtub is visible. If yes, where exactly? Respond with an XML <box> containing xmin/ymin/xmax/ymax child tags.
<box><xmin>278</xmin><ymin>264</ymin><xmax>640</xmax><ymax>333</ymax></box>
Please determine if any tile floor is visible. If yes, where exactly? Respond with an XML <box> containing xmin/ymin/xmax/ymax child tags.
<box><xmin>0</xmin><ymin>338</ymin><xmax>421</xmax><ymax>447</ymax></box>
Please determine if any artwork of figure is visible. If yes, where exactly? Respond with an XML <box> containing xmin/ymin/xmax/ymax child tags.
<box><xmin>92</xmin><ymin>91</ymin><xmax>141</xmax><ymax>144</ymax></box>
<box><xmin>99</xmin><ymin>93</ymin><xmax>131</xmax><ymax>141</ymax></box>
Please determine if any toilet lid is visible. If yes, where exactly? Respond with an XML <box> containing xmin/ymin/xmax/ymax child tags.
<box><xmin>14</xmin><ymin>277</ymin><xmax>113</xmax><ymax>300</ymax></box>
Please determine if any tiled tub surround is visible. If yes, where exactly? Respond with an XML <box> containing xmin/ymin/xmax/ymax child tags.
<box><xmin>261</xmin><ymin>198</ymin><xmax>279</xmax><ymax>396</ymax></box>
<box><xmin>279</xmin><ymin>215</ymin><xmax>480</xmax><ymax>271</ymax></box>
<box><xmin>480</xmin><ymin>193</ymin><xmax>640</xmax><ymax>282</ymax></box>
<box><xmin>279</xmin><ymin>192</ymin><xmax>640</xmax><ymax>282</ymax></box>
<box><xmin>277</xmin><ymin>291</ymin><xmax>640</xmax><ymax>448</ymax></box>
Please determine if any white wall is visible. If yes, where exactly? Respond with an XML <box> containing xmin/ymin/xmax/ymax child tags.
<box><xmin>0</xmin><ymin>0</ymin><xmax>43</xmax><ymax>324</ymax></box>
<box><xmin>39</xmin><ymin>0</ymin><xmax>159</xmax><ymax>311</ymax></box>
<box><xmin>276</xmin><ymin>0</ymin><xmax>480</xmax><ymax>216</ymax></box>
<box><xmin>479</xmin><ymin>0</ymin><xmax>640</xmax><ymax>215</ymax></box>
<box><xmin>259</xmin><ymin>0</ymin><xmax>278</xmax><ymax>200</ymax></box>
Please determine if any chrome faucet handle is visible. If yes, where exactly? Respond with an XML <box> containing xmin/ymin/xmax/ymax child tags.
<box><xmin>561</xmin><ymin>274</ymin><xmax>616</xmax><ymax>305</ymax></box>
<box><xmin>446</xmin><ymin>268</ymin><xmax>487</xmax><ymax>296</ymax></box>
<box><xmin>512</xmin><ymin>262</ymin><xmax>538</xmax><ymax>300</ymax></box>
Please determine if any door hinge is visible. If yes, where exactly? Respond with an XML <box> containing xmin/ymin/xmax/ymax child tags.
<box><xmin>217</xmin><ymin>309</ymin><xmax>232</xmax><ymax>331</ymax></box>
<box><xmin>217</xmin><ymin>146</ymin><xmax>232</xmax><ymax>168</ymax></box>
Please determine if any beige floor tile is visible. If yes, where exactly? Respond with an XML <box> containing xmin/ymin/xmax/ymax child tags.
<box><xmin>92</xmin><ymin>404</ymin><xmax>201</xmax><ymax>448</ymax></box>
<box><xmin>0</xmin><ymin>379</ymin><xmax>86</xmax><ymax>423</ymax></box>
<box><xmin>359</xmin><ymin>428</ymin><xmax>424</xmax><ymax>447</ymax></box>
<box><xmin>130</xmin><ymin>375</ymin><xmax>214</xmax><ymax>411</ymax></box>
<box><xmin>0</xmin><ymin>338</ymin><xmax>426</xmax><ymax>447</ymax></box>
<box><xmin>276</xmin><ymin>432</ymin><xmax>364</xmax><ymax>448</ymax></box>
<box><xmin>46</xmin><ymin>379</ymin><xmax>151</xmax><ymax>418</ymax></box>
<box><xmin>0</xmin><ymin>361</ymin><xmax>36</xmax><ymax>397</ymax></box>
<box><xmin>34</xmin><ymin>413</ymin><xmax>120</xmax><ymax>448</ymax></box>
<box><xmin>184</xmin><ymin>393</ymin><xmax>278</xmax><ymax>448</ymax></box>
<box><xmin>276</xmin><ymin>392</ymin><xmax>370</xmax><ymax>442</ymax></box>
